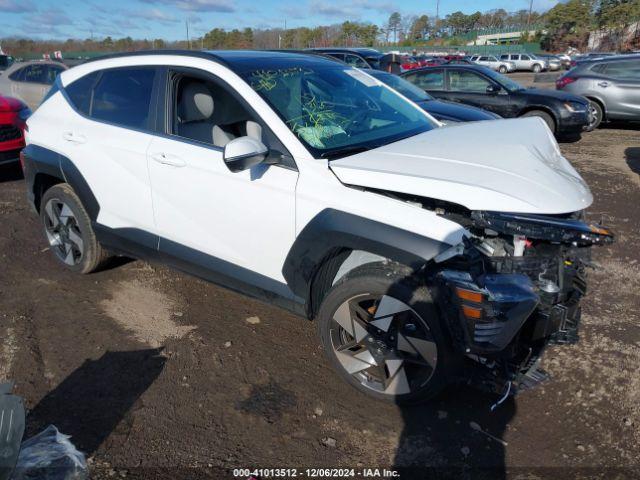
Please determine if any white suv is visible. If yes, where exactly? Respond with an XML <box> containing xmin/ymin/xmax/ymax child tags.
<box><xmin>22</xmin><ymin>51</ymin><xmax>612</xmax><ymax>403</ymax></box>
<box><xmin>499</xmin><ymin>53</ymin><xmax>547</xmax><ymax>72</ymax></box>
<box><xmin>473</xmin><ymin>55</ymin><xmax>515</xmax><ymax>74</ymax></box>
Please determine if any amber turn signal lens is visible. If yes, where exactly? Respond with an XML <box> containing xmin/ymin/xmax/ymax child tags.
<box><xmin>455</xmin><ymin>287</ymin><xmax>484</xmax><ymax>304</ymax></box>
<box><xmin>589</xmin><ymin>224</ymin><xmax>611</xmax><ymax>235</ymax></box>
<box><xmin>462</xmin><ymin>305</ymin><xmax>483</xmax><ymax>319</ymax></box>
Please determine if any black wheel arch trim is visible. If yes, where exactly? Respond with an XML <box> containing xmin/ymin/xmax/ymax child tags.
<box><xmin>282</xmin><ymin>209</ymin><xmax>450</xmax><ymax>312</ymax></box>
<box><xmin>22</xmin><ymin>144</ymin><xmax>100</xmax><ymax>219</ymax></box>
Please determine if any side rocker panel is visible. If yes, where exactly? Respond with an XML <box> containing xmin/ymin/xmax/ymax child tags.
<box><xmin>283</xmin><ymin>208</ymin><xmax>449</xmax><ymax>302</ymax></box>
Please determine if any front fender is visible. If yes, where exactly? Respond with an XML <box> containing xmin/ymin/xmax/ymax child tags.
<box><xmin>282</xmin><ymin>208</ymin><xmax>449</xmax><ymax>301</ymax></box>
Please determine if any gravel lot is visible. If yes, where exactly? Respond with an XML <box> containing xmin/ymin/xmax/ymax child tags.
<box><xmin>0</xmin><ymin>73</ymin><xmax>638</xmax><ymax>479</ymax></box>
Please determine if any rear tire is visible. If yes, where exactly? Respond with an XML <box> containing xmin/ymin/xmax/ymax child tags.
<box><xmin>586</xmin><ymin>100</ymin><xmax>603</xmax><ymax>131</ymax></box>
<box><xmin>316</xmin><ymin>263</ymin><xmax>453</xmax><ymax>404</ymax></box>
<box><xmin>532</xmin><ymin>64</ymin><xmax>542</xmax><ymax>73</ymax></box>
<box><xmin>40</xmin><ymin>184</ymin><xmax>110</xmax><ymax>274</ymax></box>
<box><xmin>521</xmin><ymin>110</ymin><xmax>556</xmax><ymax>133</ymax></box>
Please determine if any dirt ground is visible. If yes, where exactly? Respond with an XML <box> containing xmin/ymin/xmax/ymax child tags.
<box><xmin>1</xmin><ymin>73</ymin><xmax>639</xmax><ymax>479</ymax></box>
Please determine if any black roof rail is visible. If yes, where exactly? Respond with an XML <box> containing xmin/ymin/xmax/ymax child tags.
<box><xmin>83</xmin><ymin>49</ymin><xmax>229</xmax><ymax>67</ymax></box>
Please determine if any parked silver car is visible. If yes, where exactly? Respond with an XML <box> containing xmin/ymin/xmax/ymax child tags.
<box><xmin>0</xmin><ymin>61</ymin><xmax>68</xmax><ymax>110</ymax></box>
<box><xmin>472</xmin><ymin>55</ymin><xmax>515</xmax><ymax>73</ymax></box>
<box><xmin>499</xmin><ymin>53</ymin><xmax>547</xmax><ymax>72</ymax></box>
<box><xmin>556</xmin><ymin>55</ymin><xmax>640</xmax><ymax>129</ymax></box>
<box><xmin>537</xmin><ymin>54</ymin><xmax>562</xmax><ymax>71</ymax></box>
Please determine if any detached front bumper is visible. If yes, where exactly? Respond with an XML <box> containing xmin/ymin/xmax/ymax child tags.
<box><xmin>435</xmin><ymin>270</ymin><xmax>539</xmax><ymax>354</ymax></box>
<box><xmin>435</xmin><ymin>246</ymin><xmax>589</xmax><ymax>356</ymax></box>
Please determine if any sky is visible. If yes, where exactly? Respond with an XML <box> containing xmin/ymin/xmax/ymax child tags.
<box><xmin>0</xmin><ymin>0</ymin><xmax>561</xmax><ymax>41</ymax></box>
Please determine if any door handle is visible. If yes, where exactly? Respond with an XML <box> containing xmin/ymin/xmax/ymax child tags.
<box><xmin>597</xmin><ymin>81</ymin><xmax>610</xmax><ymax>88</ymax></box>
<box><xmin>151</xmin><ymin>152</ymin><xmax>186</xmax><ymax>167</ymax></box>
<box><xmin>62</xmin><ymin>132</ymin><xmax>86</xmax><ymax>144</ymax></box>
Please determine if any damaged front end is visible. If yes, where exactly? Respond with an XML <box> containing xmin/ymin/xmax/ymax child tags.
<box><xmin>430</xmin><ymin>209</ymin><xmax>614</xmax><ymax>397</ymax></box>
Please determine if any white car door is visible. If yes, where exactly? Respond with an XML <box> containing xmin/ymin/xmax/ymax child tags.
<box><xmin>147</xmin><ymin>70</ymin><xmax>298</xmax><ymax>293</ymax></box>
<box><xmin>60</xmin><ymin>66</ymin><xmax>159</xmax><ymax>241</ymax></box>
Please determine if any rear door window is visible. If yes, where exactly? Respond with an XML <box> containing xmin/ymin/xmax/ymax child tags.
<box><xmin>448</xmin><ymin>70</ymin><xmax>492</xmax><ymax>92</ymax></box>
<box><xmin>604</xmin><ymin>61</ymin><xmax>640</xmax><ymax>79</ymax></box>
<box><xmin>23</xmin><ymin>64</ymin><xmax>50</xmax><ymax>84</ymax></box>
<box><xmin>404</xmin><ymin>69</ymin><xmax>444</xmax><ymax>90</ymax></box>
<box><xmin>91</xmin><ymin>68</ymin><xmax>156</xmax><ymax>129</ymax></box>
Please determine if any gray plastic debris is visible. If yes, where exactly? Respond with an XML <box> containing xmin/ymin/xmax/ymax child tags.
<box><xmin>0</xmin><ymin>382</ymin><xmax>25</xmax><ymax>480</ymax></box>
<box><xmin>11</xmin><ymin>425</ymin><xmax>88</xmax><ymax>480</ymax></box>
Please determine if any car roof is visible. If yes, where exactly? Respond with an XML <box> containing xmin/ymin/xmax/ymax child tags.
<box><xmin>83</xmin><ymin>49</ymin><xmax>343</xmax><ymax>73</ymax></box>
<box><xmin>402</xmin><ymin>64</ymin><xmax>494</xmax><ymax>74</ymax></box>
<box><xmin>576</xmin><ymin>53</ymin><xmax>640</xmax><ymax>66</ymax></box>
<box><xmin>309</xmin><ymin>47</ymin><xmax>383</xmax><ymax>58</ymax></box>
<box><xmin>4</xmin><ymin>60</ymin><xmax>68</xmax><ymax>75</ymax></box>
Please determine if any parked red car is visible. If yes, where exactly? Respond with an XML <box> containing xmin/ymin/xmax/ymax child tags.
<box><xmin>415</xmin><ymin>55</ymin><xmax>445</xmax><ymax>67</ymax></box>
<box><xmin>400</xmin><ymin>56</ymin><xmax>421</xmax><ymax>71</ymax></box>
<box><xmin>0</xmin><ymin>95</ymin><xmax>29</xmax><ymax>166</ymax></box>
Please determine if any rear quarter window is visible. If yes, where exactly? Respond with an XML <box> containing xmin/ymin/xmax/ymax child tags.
<box><xmin>9</xmin><ymin>67</ymin><xmax>25</xmax><ymax>82</ymax></box>
<box><xmin>65</xmin><ymin>71</ymin><xmax>100</xmax><ymax>115</ymax></box>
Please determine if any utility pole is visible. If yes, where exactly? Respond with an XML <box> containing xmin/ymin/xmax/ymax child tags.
<box><xmin>186</xmin><ymin>19</ymin><xmax>191</xmax><ymax>49</ymax></box>
<box><xmin>282</xmin><ymin>19</ymin><xmax>287</xmax><ymax>48</ymax></box>
<box><xmin>527</xmin><ymin>0</ymin><xmax>534</xmax><ymax>27</ymax></box>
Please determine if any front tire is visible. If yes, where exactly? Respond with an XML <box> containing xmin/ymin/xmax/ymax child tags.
<box><xmin>40</xmin><ymin>184</ymin><xmax>110</xmax><ymax>274</ymax></box>
<box><xmin>532</xmin><ymin>64</ymin><xmax>542</xmax><ymax>73</ymax></box>
<box><xmin>521</xmin><ymin>110</ymin><xmax>556</xmax><ymax>133</ymax></box>
<box><xmin>316</xmin><ymin>263</ymin><xmax>453</xmax><ymax>404</ymax></box>
<box><xmin>498</xmin><ymin>65</ymin><xmax>507</xmax><ymax>74</ymax></box>
<box><xmin>586</xmin><ymin>100</ymin><xmax>603</xmax><ymax>131</ymax></box>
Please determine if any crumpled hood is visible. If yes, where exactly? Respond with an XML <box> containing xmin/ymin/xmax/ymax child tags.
<box><xmin>330</xmin><ymin>117</ymin><xmax>593</xmax><ymax>214</ymax></box>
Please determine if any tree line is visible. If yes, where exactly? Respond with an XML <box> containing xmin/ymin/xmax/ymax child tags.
<box><xmin>1</xmin><ymin>0</ymin><xmax>639</xmax><ymax>57</ymax></box>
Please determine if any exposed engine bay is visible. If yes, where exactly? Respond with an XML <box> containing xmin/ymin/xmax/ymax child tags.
<box><xmin>373</xmin><ymin>189</ymin><xmax>614</xmax><ymax>398</ymax></box>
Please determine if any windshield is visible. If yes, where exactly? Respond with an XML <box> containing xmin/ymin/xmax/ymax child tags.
<box><xmin>369</xmin><ymin>71</ymin><xmax>433</xmax><ymax>102</ymax></box>
<box><xmin>242</xmin><ymin>65</ymin><xmax>436</xmax><ymax>158</ymax></box>
<box><xmin>482</xmin><ymin>68</ymin><xmax>526</xmax><ymax>91</ymax></box>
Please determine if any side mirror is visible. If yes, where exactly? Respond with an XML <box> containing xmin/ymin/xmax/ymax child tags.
<box><xmin>223</xmin><ymin>136</ymin><xmax>269</xmax><ymax>173</ymax></box>
<box><xmin>486</xmin><ymin>84</ymin><xmax>501</xmax><ymax>94</ymax></box>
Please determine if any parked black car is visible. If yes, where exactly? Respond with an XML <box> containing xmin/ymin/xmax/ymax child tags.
<box><xmin>401</xmin><ymin>65</ymin><xmax>592</xmax><ymax>136</ymax></box>
<box><xmin>307</xmin><ymin>48</ymin><xmax>384</xmax><ymax>69</ymax></box>
<box><xmin>366</xmin><ymin>69</ymin><xmax>500</xmax><ymax>123</ymax></box>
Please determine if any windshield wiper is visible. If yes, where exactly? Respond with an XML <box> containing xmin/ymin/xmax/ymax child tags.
<box><xmin>320</xmin><ymin>145</ymin><xmax>371</xmax><ymax>160</ymax></box>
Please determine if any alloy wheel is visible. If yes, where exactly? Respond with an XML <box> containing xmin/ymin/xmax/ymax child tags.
<box><xmin>43</xmin><ymin>198</ymin><xmax>84</xmax><ymax>266</ymax></box>
<box><xmin>587</xmin><ymin>102</ymin><xmax>601</xmax><ymax>130</ymax></box>
<box><xmin>330</xmin><ymin>294</ymin><xmax>438</xmax><ymax>396</ymax></box>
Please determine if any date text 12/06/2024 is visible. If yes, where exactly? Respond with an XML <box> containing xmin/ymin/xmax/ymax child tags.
<box><xmin>235</xmin><ymin>468</ymin><xmax>401</xmax><ymax>478</ymax></box>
